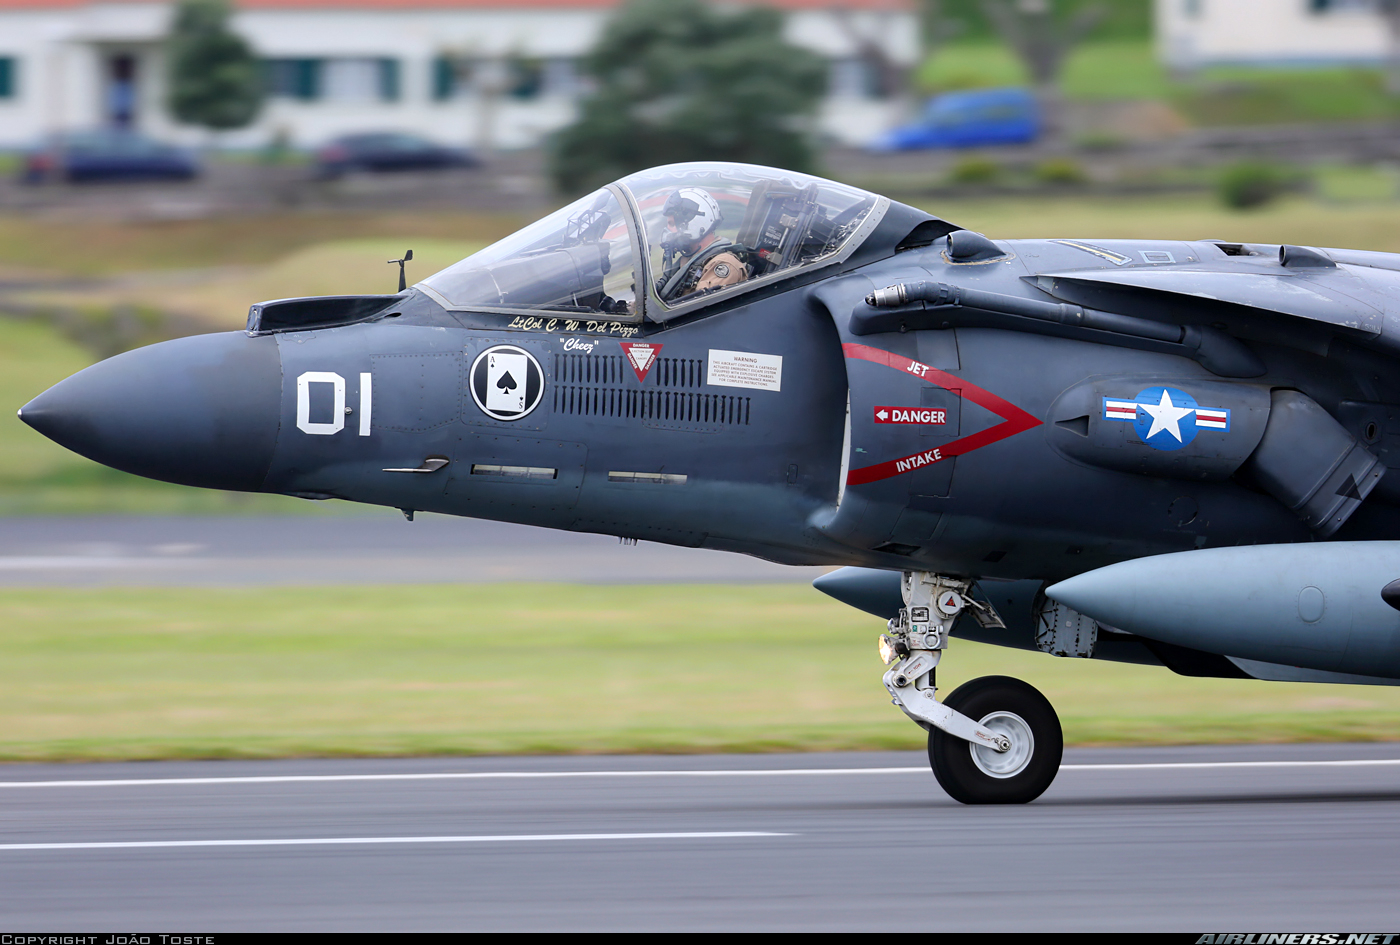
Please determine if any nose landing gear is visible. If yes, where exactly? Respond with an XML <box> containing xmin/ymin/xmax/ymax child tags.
<box><xmin>927</xmin><ymin>675</ymin><xmax>1062</xmax><ymax>804</ymax></box>
<box><xmin>881</xmin><ymin>572</ymin><xmax>1063</xmax><ymax>804</ymax></box>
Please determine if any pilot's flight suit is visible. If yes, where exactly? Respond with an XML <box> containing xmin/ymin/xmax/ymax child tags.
<box><xmin>658</xmin><ymin>239</ymin><xmax>750</xmax><ymax>300</ymax></box>
<box><xmin>694</xmin><ymin>251</ymin><xmax>748</xmax><ymax>292</ymax></box>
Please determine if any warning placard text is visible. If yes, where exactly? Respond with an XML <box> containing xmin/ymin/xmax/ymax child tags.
<box><xmin>706</xmin><ymin>349</ymin><xmax>782</xmax><ymax>392</ymax></box>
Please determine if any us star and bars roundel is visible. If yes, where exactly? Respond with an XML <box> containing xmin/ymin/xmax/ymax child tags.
<box><xmin>1102</xmin><ymin>386</ymin><xmax>1231</xmax><ymax>452</ymax></box>
<box><xmin>470</xmin><ymin>345</ymin><xmax>544</xmax><ymax>421</ymax></box>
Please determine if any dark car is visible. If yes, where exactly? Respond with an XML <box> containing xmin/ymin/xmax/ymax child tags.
<box><xmin>22</xmin><ymin>130</ymin><xmax>199</xmax><ymax>183</ymax></box>
<box><xmin>869</xmin><ymin>87</ymin><xmax>1039</xmax><ymax>152</ymax></box>
<box><xmin>314</xmin><ymin>133</ymin><xmax>478</xmax><ymax>179</ymax></box>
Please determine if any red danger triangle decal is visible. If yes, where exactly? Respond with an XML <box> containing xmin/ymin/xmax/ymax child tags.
<box><xmin>620</xmin><ymin>342</ymin><xmax>662</xmax><ymax>382</ymax></box>
<box><xmin>842</xmin><ymin>343</ymin><xmax>1042</xmax><ymax>486</ymax></box>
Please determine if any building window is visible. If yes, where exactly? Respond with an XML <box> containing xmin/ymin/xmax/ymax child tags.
<box><xmin>0</xmin><ymin>57</ymin><xmax>16</xmax><ymax>99</ymax></box>
<box><xmin>265</xmin><ymin>59</ymin><xmax>321</xmax><ymax>100</ymax></box>
<box><xmin>506</xmin><ymin>58</ymin><xmax>544</xmax><ymax>100</ymax></box>
<box><xmin>379</xmin><ymin>59</ymin><xmax>399</xmax><ymax>102</ymax></box>
<box><xmin>1309</xmin><ymin>0</ymin><xmax>1377</xmax><ymax>12</ymax></box>
<box><xmin>828</xmin><ymin>58</ymin><xmax>879</xmax><ymax>99</ymax></box>
<box><xmin>432</xmin><ymin>55</ymin><xmax>573</xmax><ymax>102</ymax></box>
<box><xmin>323</xmin><ymin>59</ymin><xmax>379</xmax><ymax>102</ymax></box>
<box><xmin>265</xmin><ymin>58</ymin><xmax>398</xmax><ymax>102</ymax></box>
<box><xmin>432</xmin><ymin>56</ymin><xmax>455</xmax><ymax>101</ymax></box>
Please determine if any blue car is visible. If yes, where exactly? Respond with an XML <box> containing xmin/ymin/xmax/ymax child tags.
<box><xmin>870</xmin><ymin>87</ymin><xmax>1039</xmax><ymax>152</ymax></box>
<box><xmin>314</xmin><ymin>133</ymin><xmax>478</xmax><ymax>180</ymax></box>
<box><xmin>21</xmin><ymin>130</ymin><xmax>199</xmax><ymax>183</ymax></box>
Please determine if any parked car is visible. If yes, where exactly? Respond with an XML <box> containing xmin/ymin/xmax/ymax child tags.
<box><xmin>314</xmin><ymin>133</ymin><xmax>478</xmax><ymax>179</ymax></box>
<box><xmin>869</xmin><ymin>87</ymin><xmax>1039</xmax><ymax>152</ymax></box>
<box><xmin>21</xmin><ymin>130</ymin><xmax>199</xmax><ymax>183</ymax></box>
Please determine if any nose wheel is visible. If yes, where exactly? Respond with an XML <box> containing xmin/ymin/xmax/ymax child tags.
<box><xmin>878</xmin><ymin>571</ymin><xmax>1064</xmax><ymax>804</ymax></box>
<box><xmin>927</xmin><ymin>675</ymin><xmax>1062</xmax><ymax>805</ymax></box>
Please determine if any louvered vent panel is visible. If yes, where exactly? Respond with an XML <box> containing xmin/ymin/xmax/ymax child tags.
<box><xmin>552</xmin><ymin>387</ymin><xmax>750</xmax><ymax>425</ymax></box>
<box><xmin>551</xmin><ymin>353</ymin><xmax>745</xmax><ymax>425</ymax></box>
<box><xmin>554</xmin><ymin>354</ymin><xmax>705</xmax><ymax>389</ymax></box>
<box><xmin>555</xmin><ymin>354</ymin><xmax>625</xmax><ymax>385</ymax></box>
<box><xmin>654</xmin><ymin>358</ymin><xmax>705</xmax><ymax>389</ymax></box>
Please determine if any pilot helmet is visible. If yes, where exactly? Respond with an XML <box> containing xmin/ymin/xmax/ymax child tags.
<box><xmin>661</xmin><ymin>187</ymin><xmax>723</xmax><ymax>251</ymax></box>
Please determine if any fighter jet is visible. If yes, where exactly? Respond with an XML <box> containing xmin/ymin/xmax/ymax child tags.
<box><xmin>20</xmin><ymin>161</ymin><xmax>1400</xmax><ymax>804</ymax></box>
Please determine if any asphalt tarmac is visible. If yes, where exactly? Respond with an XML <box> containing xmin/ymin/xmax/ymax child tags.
<box><xmin>0</xmin><ymin>513</ymin><xmax>827</xmax><ymax>586</ymax></box>
<box><xmin>2</xmin><ymin>743</ymin><xmax>1400</xmax><ymax>931</ymax></box>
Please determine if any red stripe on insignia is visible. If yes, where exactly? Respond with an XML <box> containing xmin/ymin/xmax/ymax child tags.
<box><xmin>841</xmin><ymin>343</ymin><xmax>1043</xmax><ymax>486</ymax></box>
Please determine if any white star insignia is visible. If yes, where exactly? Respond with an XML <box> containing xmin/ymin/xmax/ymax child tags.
<box><xmin>1138</xmin><ymin>389</ymin><xmax>1195</xmax><ymax>442</ymax></box>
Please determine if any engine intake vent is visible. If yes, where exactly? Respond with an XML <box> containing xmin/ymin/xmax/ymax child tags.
<box><xmin>1242</xmin><ymin>389</ymin><xmax>1384</xmax><ymax>536</ymax></box>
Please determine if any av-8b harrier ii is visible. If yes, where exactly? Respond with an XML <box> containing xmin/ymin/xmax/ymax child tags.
<box><xmin>22</xmin><ymin>162</ymin><xmax>1400</xmax><ymax>803</ymax></box>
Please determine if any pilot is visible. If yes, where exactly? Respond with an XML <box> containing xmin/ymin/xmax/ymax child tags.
<box><xmin>655</xmin><ymin>187</ymin><xmax>749</xmax><ymax>301</ymax></box>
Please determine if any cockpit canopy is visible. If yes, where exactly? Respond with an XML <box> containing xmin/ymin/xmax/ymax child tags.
<box><xmin>418</xmin><ymin>162</ymin><xmax>887</xmax><ymax>323</ymax></box>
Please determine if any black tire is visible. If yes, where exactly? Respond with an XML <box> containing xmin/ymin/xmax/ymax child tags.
<box><xmin>927</xmin><ymin>675</ymin><xmax>1062</xmax><ymax>804</ymax></box>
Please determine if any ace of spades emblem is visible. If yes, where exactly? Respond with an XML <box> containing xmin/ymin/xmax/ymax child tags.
<box><xmin>470</xmin><ymin>344</ymin><xmax>544</xmax><ymax>421</ymax></box>
<box><xmin>486</xmin><ymin>351</ymin><xmax>528</xmax><ymax>414</ymax></box>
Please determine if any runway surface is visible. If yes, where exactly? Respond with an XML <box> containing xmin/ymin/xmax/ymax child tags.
<box><xmin>3</xmin><ymin>743</ymin><xmax>1400</xmax><ymax>931</ymax></box>
<box><xmin>0</xmin><ymin>514</ymin><xmax>827</xmax><ymax>586</ymax></box>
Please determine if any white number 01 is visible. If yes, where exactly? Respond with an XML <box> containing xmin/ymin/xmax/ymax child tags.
<box><xmin>296</xmin><ymin>371</ymin><xmax>372</xmax><ymax>436</ymax></box>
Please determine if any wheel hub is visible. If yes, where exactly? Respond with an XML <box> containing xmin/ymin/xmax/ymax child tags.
<box><xmin>969</xmin><ymin>710</ymin><xmax>1034</xmax><ymax>779</ymax></box>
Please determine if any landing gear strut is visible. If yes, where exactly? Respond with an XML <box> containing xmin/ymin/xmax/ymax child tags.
<box><xmin>880</xmin><ymin>572</ymin><xmax>1062</xmax><ymax>804</ymax></box>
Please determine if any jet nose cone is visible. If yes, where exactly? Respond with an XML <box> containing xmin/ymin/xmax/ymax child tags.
<box><xmin>19</xmin><ymin>332</ymin><xmax>282</xmax><ymax>492</ymax></box>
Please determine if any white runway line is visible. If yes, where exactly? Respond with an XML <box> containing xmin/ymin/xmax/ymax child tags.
<box><xmin>1060</xmin><ymin>760</ymin><xmax>1400</xmax><ymax>771</ymax></box>
<box><xmin>2</xmin><ymin>759</ymin><xmax>1399</xmax><ymax>788</ymax></box>
<box><xmin>0</xmin><ymin>831</ymin><xmax>790</xmax><ymax>851</ymax></box>
<box><xmin>0</xmin><ymin>768</ymin><xmax>928</xmax><ymax>787</ymax></box>
<box><xmin>0</xmin><ymin>557</ymin><xmax>188</xmax><ymax>570</ymax></box>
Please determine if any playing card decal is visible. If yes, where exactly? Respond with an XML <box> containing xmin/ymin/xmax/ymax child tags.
<box><xmin>471</xmin><ymin>345</ymin><xmax>544</xmax><ymax>421</ymax></box>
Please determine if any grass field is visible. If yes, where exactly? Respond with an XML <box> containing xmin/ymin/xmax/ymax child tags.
<box><xmin>0</xmin><ymin>583</ymin><xmax>1397</xmax><ymax>761</ymax></box>
<box><xmin>917</xmin><ymin>40</ymin><xmax>1400</xmax><ymax>124</ymax></box>
<box><xmin>0</xmin><ymin>211</ymin><xmax>522</xmax><ymax>280</ymax></box>
<box><xmin>927</xmin><ymin>194</ymin><xmax>1400</xmax><ymax>252</ymax></box>
<box><xmin>919</xmin><ymin>41</ymin><xmax>1173</xmax><ymax>101</ymax></box>
<box><xmin>14</xmin><ymin>237</ymin><xmax>488</xmax><ymax>334</ymax></box>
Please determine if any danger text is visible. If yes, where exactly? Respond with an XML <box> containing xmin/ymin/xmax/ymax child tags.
<box><xmin>874</xmin><ymin>407</ymin><xmax>947</xmax><ymax>425</ymax></box>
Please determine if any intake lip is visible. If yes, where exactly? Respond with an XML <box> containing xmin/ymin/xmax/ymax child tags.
<box><xmin>19</xmin><ymin>332</ymin><xmax>283</xmax><ymax>492</ymax></box>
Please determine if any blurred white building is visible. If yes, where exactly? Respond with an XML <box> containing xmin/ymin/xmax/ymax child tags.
<box><xmin>1157</xmin><ymin>0</ymin><xmax>1392</xmax><ymax>70</ymax></box>
<box><xmin>0</xmin><ymin>0</ymin><xmax>918</xmax><ymax>150</ymax></box>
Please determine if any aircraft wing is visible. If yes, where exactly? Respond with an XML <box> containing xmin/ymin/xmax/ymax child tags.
<box><xmin>1026</xmin><ymin>250</ymin><xmax>1398</xmax><ymax>357</ymax></box>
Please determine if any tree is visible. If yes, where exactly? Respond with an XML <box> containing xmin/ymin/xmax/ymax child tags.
<box><xmin>919</xmin><ymin>0</ymin><xmax>965</xmax><ymax>63</ymax></box>
<box><xmin>549</xmin><ymin>0</ymin><xmax>826</xmax><ymax>194</ymax></box>
<box><xmin>936</xmin><ymin>0</ymin><xmax>1144</xmax><ymax>42</ymax></box>
<box><xmin>166</xmin><ymin>0</ymin><xmax>263</xmax><ymax>132</ymax></box>
<box><xmin>980</xmin><ymin>0</ymin><xmax>1103</xmax><ymax>142</ymax></box>
<box><xmin>1382</xmin><ymin>0</ymin><xmax>1400</xmax><ymax>95</ymax></box>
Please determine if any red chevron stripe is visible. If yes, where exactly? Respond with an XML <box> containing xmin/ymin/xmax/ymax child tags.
<box><xmin>842</xmin><ymin>343</ymin><xmax>1042</xmax><ymax>486</ymax></box>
